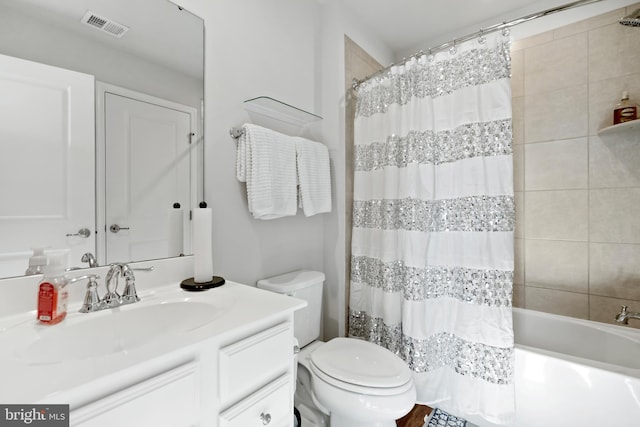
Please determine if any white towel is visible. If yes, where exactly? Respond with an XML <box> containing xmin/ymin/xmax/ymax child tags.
<box><xmin>237</xmin><ymin>124</ymin><xmax>297</xmax><ymax>220</ymax></box>
<box><xmin>294</xmin><ymin>137</ymin><xmax>332</xmax><ymax>216</ymax></box>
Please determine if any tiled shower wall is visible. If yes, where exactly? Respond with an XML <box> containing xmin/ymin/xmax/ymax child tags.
<box><xmin>512</xmin><ymin>3</ymin><xmax>640</xmax><ymax>327</ymax></box>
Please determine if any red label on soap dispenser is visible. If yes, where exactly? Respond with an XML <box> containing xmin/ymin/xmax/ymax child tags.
<box><xmin>37</xmin><ymin>282</ymin><xmax>66</xmax><ymax>324</ymax></box>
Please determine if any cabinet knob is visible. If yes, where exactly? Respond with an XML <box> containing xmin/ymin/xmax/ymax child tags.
<box><xmin>260</xmin><ymin>412</ymin><xmax>271</xmax><ymax>425</ymax></box>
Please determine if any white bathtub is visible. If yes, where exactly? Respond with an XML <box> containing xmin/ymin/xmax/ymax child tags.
<box><xmin>468</xmin><ymin>308</ymin><xmax>640</xmax><ymax>427</ymax></box>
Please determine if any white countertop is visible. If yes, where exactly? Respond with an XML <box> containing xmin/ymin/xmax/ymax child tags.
<box><xmin>0</xmin><ymin>279</ymin><xmax>306</xmax><ymax>406</ymax></box>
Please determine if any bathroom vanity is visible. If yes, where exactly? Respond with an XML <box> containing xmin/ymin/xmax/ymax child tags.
<box><xmin>0</xmin><ymin>257</ymin><xmax>305</xmax><ymax>426</ymax></box>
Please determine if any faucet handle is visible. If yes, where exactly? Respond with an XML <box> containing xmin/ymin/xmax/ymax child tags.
<box><xmin>620</xmin><ymin>305</ymin><xmax>628</xmax><ymax>314</ymax></box>
<box><xmin>119</xmin><ymin>264</ymin><xmax>151</xmax><ymax>305</ymax></box>
<box><xmin>70</xmin><ymin>275</ymin><xmax>102</xmax><ymax>313</ymax></box>
<box><xmin>121</xmin><ymin>274</ymin><xmax>140</xmax><ymax>305</ymax></box>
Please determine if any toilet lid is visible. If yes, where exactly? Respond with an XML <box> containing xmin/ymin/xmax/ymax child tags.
<box><xmin>310</xmin><ymin>338</ymin><xmax>411</xmax><ymax>388</ymax></box>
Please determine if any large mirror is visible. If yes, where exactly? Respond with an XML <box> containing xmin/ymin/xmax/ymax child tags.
<box><xmin>0</xmin><ymin>0</ymin><xmax>204</xmax><ymax>278</ymax></box>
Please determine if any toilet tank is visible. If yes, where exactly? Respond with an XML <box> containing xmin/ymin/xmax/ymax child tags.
<box><xmin>257</xmin><ymin>270</ymin><xmax>324</xmax><ymax>348</ymax></box>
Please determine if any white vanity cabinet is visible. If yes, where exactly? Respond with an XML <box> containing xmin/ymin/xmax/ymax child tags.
<box><xmin>70</xmin><ymin>362</ymin><xmax>201</xmax><ymax>426</ymax></box>
<box><xmin>65</xmin><ymin>312</ymin><xmax>296</xmax><ymax>426</ymax></box>
<box><xmin>0</xmin><ymin>276</ymin><xmax>305</xmax><ymax>427</ymax></box>
<box><xmin>218</xmin><ymin>322</ymin><xmax>294</xmax><ymax>427</ymax></box>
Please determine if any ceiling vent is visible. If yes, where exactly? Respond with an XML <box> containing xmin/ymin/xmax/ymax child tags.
<box><xmin>81</xmin><ymin>11</ymin><xmax>129</xmax><ymax>38</ymax></box>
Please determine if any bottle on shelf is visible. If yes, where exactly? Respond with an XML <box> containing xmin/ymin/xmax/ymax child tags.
<box><xmin>613</xmin><ymin>91</ymin><xmax>638</xmax><ymax>125</ymax></box>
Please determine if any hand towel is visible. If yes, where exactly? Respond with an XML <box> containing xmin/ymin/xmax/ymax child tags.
<box><xmin>239</xmin><ymin>124</ymin><xmax>297</xmax><ymax>220</ymax></box>
<box><xmin>294</xmin><ymin>137</ymin><xmax>332</xmax><ymax>216</ymax></box>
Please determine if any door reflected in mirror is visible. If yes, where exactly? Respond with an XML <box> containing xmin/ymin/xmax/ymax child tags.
<box><xmin>0</xmin><ymin>0</ymin><xmax>204</xmax><ymax>278</ymax></box>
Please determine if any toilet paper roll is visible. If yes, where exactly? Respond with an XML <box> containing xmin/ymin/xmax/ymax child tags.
<box><xmin>193</xmin><ymin>207</ymin><xmax>213</xmax><ymax>283</ymax></box>
<box><xmin>168</xmin><ymin>205</ymin><xmax>184</xmax><ymax>257</ymax></box>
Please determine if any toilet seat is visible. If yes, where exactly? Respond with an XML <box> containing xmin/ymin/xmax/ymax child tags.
<box><xmin>309</xmin><ymin>338</ymin><xmax>413</xmax><ymax>395</ymax></box>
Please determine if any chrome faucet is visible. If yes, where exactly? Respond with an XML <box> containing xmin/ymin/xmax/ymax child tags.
<box><xmin>103</xmin><ymin>263</ymin><xmax>153</xmax><ymax>308</ymax></box>
<box><xmin>73</xmin><ymin>263</ymin><xmax>153</xmax><ymax>313</ymax></box>
<box><xmin>103</xmin><ymin>264</ymin><xmax>124</xmax><ymax>308</ymax></box>
<box><xmin>615</xmin><ymin>305</ymin><xmax>640</xmax><ymax>325</ymax></box>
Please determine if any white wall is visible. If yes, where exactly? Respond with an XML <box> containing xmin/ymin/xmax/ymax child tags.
<box><xmin>178</xmin><ymin>0</ymin><xmax>325</xmax><ymax>290</ymax></box>
<box><xmin>177</xmin><ymin>0</ymin><xmax>392</xmax><ymax>339</ymax></box>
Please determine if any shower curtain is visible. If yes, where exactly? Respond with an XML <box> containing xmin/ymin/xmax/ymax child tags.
<box><xmin>349</xmin><ymin>33</ymin><xmax>515</xmax><ymax>424</ymax></box>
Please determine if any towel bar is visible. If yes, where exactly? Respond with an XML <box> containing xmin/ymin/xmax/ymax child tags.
<box><xmin>229</xmin><ymin>127</ymin><xmax>245</xmax><ymax>139</ymax></box>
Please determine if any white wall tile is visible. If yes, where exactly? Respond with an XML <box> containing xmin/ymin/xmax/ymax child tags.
<box><xmin>590</xmin><ymin>188</ymin><xmax>640</xmax><ymax>244</ymax></box>
<box><xmin>525</xmin><ymin>239</ymin><xmax>588</xmax><ymax>293</ymax></box>
<box><xmin>589</xmin><ymin>22</ymin><xmax>640</xmax><ymax>83</ymax></box>
<box><xmin>511</xmin><ymin>30</ymin><xmax>554</xmax><ymax>52</ymax></box>
<box><xmin>525</xmin><ymin>286</ymin><xmax>588</xmax><ymax>319</ymax></box>
<box><xmin>525</xmin><ymin>190</ymin><xmax>588</xmax><ymax>240</ymax></box>
<box><xmin>524</xmin><ymin>33</ymin><xmax>587</xmax><ymax>96</ymax></box>
<box><xmin>524</xmin><ymin>138</ymin><xmax>588</xmax><ymax>190</ymax></box>
<box><xmin>513</xmin><ymin>143</ymin><xmax>524</xmax><ymax>192</ymax></box>
<box><xmin>590</xmin><ymin>134</ymin><xmax>640</xmax><ymax>188</ymax></box>
<box><xmin>590</xmin><ymin>242</ymin><xmax>640</xmax><ymax>300</ymax></box>
<box><xmin>524</xmin><ymin>85</ymin><xmax>588</xmax><ymax>143</ymax></box>
<box><xmin>512</xmin><ymin>97</ymin><xmax>524</xmax><ymax>145</ymax></box>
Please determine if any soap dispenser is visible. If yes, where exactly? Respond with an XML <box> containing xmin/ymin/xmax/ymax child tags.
<box><xmin>25</xmin><ymin>247</ymin><xmax>47</xmax><ymax>276</ymax></box>
<box><xmin>37</xmin><ymin>253</ymin><xmax>69</xmax><ymax>325</ymax></box>
<box><xmin>613</xmin><ymin>91</ymin><xmax>638</xmax><ymax>124</ymax></box>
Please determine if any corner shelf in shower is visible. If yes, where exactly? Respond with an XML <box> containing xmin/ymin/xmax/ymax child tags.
<box><xmin>597</xmin><ymin>120</ymin><xmax>640</xmax><ymax>136</ymax></box>
<box><xmin>243</xmin><ymin>96</ymin><xmax>322</xmax><ymax>127</ymax></box>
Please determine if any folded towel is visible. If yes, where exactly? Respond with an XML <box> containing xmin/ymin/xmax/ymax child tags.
<box><xmin>294</xmin><ymin>137</ymin><xmax>332</xmax><ymax>216</ymax></box>
<box><xmin>238</xmin><ymin>124</ymin><xmax>297</xmax><ymax>220</ymax></box>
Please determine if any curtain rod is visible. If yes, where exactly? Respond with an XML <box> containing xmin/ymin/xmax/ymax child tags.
<box><xmin>352</xmin><ymin>0</ymin><xmax>602</xmax><ymax>90</ymax></box>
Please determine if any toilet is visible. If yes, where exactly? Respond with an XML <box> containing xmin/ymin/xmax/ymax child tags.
<box><xmin>257</xmin><ymin>270</ymin><xmax>416</xmax><ymax>427</ymax></box>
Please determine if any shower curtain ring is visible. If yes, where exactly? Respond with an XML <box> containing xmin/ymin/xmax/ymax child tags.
<box><xmin>449</xmin><ymin>40</ymin><xmax>457</xmax><ymax>56</ymax></box>
<box><xmin>502</xmin><ymin>24</ymin><xmax>511</xmax><ymax>37</ymax></box>
<box><xmin>428</xmin><ymin>48</ymin><xmax>434</xmax><ymax>62</ymax></box>
<box><xmin>478</xmin><ymin>29</ymin><xmax>486</xmax><ymax>44</ymax></box>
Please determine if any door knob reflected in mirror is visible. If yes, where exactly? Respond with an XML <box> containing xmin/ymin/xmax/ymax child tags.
<box><xmin>66</xmin><ymin>228</ymin><xmax>91</xmax><ymax>238</ymax></box>
<box><xmin>109</xmin><ymin>224</ymin><xmax>130</xmax><ymax>233</ymax></box>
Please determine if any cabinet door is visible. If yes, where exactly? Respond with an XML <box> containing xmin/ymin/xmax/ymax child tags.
<box><xmin>218</xmin><ymin>322</ymin><xmax>293</xmax><ymax>404</ymax></box>
<box><xmin>70</xmin><ymin>362</ymin><xmax>199</xmax><ymax>427</ymax></box>
<box><xmin>219</xmin><ymin>375</ymin><xmax>293</xmax><ymax>427</ymax></box>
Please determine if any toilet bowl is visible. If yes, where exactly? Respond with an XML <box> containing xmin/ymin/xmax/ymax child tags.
<box><xmin>303</xmin><ymin>338</ymin><xmax>416</xmax><ymax>427</ymax></box>
<box><xmin>257</xmin><ymin>270</ymin><xmax>416</xmax><ymax>427</ymax></box>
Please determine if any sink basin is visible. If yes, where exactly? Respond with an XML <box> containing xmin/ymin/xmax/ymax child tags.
<box><xmin>13</xmin><ymin>300</ymin><xmax>230</xmax><ymax>364</ymax></box>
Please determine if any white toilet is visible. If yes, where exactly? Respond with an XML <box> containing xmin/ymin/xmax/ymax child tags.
<box><xmin>257</xmin><ymin>270</ymin><xmax>416</xmax><ymax>427</ymax></box>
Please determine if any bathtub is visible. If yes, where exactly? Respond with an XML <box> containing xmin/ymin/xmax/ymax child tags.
<box><xmin>467</xmin><ymin>308</ymin><xmax>640</xmax><ymax>427</ymax></box>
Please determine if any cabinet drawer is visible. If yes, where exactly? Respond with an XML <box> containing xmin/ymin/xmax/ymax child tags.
<box><xmin>71</xmin><ymin>361</ymin><xmax>198</xmax><ymax>427</ymax></box>
<box><xmin>219</xmin><ymin>375</ymin><xmax>292</xmax><ymax>427</ymax></box>
<box><xmin>219</xmin><ymin>322</ymin><xmax>292</xmax><ymax>402</ymax></box>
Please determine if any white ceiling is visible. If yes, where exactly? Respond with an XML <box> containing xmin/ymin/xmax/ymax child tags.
<box><xmin>339</xmin><ymin>0</ymin><xmax>603</xmax><ymax>56</ymax></box>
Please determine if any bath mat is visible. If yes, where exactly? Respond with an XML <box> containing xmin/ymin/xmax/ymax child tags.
<box><xmin>424</xmin><ymin>408</ymin><xmax>468</xmax><ymax>427</ymax></box>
